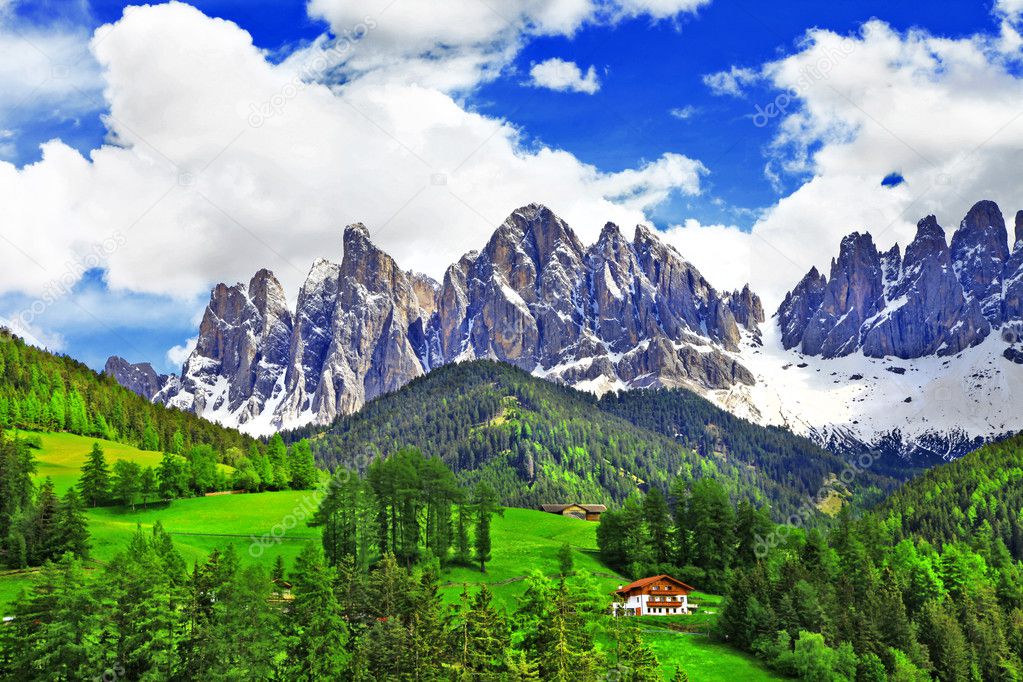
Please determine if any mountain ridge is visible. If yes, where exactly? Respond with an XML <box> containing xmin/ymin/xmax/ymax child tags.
<box><xmin>107</xmin><ymin>200</ymin><xmax>1023</xmax><ymax>462</ymax></box>
<box><xmin>113</xmin><ymin>203</ymin><xmax>762</xmax><ymax>435</ymax></box>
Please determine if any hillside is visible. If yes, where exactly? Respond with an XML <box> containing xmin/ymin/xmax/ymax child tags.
<box><xmin>876</xmin><ymin>430</ymin><xmax>1023</xmax><ymax>557</ymax></box>
<box><xmin>598</xmin><ymin>388</ymin><xmax>907</xmax><ymax>507</ymax></box>
<box><xmin>285</xmin><ymin>360</ymin><xmax>884</xmax><ymax>518</ymax></box>
<box><xmin>0</xmin><ymin>498</ymin><xmax>781</xmax><ymax>680</ymax></box>
<box><xmin>0</xmin><ymin>329</ymin><xmax>254</xmax><ymax>455</ymax></box>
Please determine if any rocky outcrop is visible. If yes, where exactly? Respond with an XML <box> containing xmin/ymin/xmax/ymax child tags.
<box><xmin>161</xmin><ymin>269</ymin><xmax>294</xmax><ymax>423</ymax></box>
<box><xmin>778</xmin><ymin>201</ymin><xmax>1018</xmax><ymax>360</ymax></box>
<box><xmin>860</xmin><ymin>216</ymin><xmax>989</xmax><ymax>358</ymax></box>
<box><xmin>121</xmin><ymin>204</ymin><xmax>761</xmax><ymax>434</ymax></box>
<box><xmin>1002</xmin><ymin>211</ymin><xmax>1023</xmax><ymax>321</ymax></box>
<box><xmin>951</xmin><ymin>200</ymin><xmax>1010</xmax><ymax>323</ymax></box>
<box><xmin>103</xmin><ymin>356</ymin><xmax>172</xmax><ymax>400</ymax></box>
<box><xmin>777</xmin><ymin>267</ymin><xmax>827</xmax><ymax>350</ymax></box>
<box><xmin>798</xmin><ymin>232</ymin><xmax>885</xmax><ymax>358</ymax></box>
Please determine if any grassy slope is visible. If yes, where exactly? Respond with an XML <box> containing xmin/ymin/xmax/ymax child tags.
<box><xmin>15</xmin><ymin>430</ymin><xmax>234</xmax><ymax>496</ymax></box>
<box><xmin>14</xmin><ymin>430</ymin><xmax>166</xmax><ymax>495</ymax></box>
<box><xmin>2</xmin><ymin>432</ymin><xmax>783</xmax><ymax>680</ymax></box>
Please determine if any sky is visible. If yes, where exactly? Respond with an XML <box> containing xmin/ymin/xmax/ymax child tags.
<box><xmin>1</xmin><ymin>0</ymin><xmax>1023</xmax><ymax>373</ymax></box>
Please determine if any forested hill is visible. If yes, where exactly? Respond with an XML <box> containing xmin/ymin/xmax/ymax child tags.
<box><xmin>877</xmin><ymin>430</ymin><xmax>1023</xmax><ymax>559</ymax></box>
<box><xmin>0</xmin><ymin>329</ymin><xmax>254</xmax><ymax>454</ymax></box>
<box><xmin>286</xmin><ymin>360</ymin><xmax>877</xmax><ymax>516</ymax></box>
<box><xmin>598</xmin><ymin>388</ymin><xmax>904</xmax><ymax>507</ymax></box>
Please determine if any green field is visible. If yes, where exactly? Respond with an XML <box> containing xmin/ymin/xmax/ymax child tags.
<box><xmin>1</xmin><ymin>432</ymin><xmax>785</xmax><ymax>680</ymax></box>
<box><xmin>11</xmin><ymin>430</ymin><xmax>166</xmax><ymax>494</ymax></box>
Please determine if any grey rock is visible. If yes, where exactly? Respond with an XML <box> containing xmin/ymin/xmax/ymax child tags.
<box><xmin>103</xmin><ymin>356</ymin><xmax>172</xmax><ymax>400</ymax></box>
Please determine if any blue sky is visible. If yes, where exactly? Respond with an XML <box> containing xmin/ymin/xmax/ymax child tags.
<box><xmin>0</xmin><ymin>0</ymin><xmax>1020</xmax><ymax>373</ymax></box>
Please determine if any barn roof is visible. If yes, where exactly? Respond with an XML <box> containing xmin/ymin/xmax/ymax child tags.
<box><xmin>615</xmin><ymin>574</ymin><xmax>695</xmax><ymax>594</ymax></box>
<box><xmin>539</xmin><ymin>503</ymin><xmax>607</xmax><ymax>513</ymax></box>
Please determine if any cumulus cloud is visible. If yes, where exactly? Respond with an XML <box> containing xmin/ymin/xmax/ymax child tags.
<box><xmin>0</xmin><ymin>1</ymin><xmax>708</xmax><ymax>312</ymax></box>
<box><xmin>0</xmin><ymin>2</ymin><xmax>102</xmax><ymax>158</ymax></box>
<box><xmin>167</xmin><ymin>335</ymin><xmax>197</xmax><ymax>367</ymax></box>
<box><xmin>702</xmin><ymin>65</ymin><xmax>758</xmax><ymax>97</ymax></box>
<box><xmin>304</xmin><ymin>0</ymin><xmax>710</xmax><ymax>92</ymax></box>
<box><xmin>0</xmin><ymin>314</ymin><xmax>64</xmax><ymax>351</ymax></box>
<box><xmin>669</xmin><ymin>105</ymin><xmax>697</xmax><ymax>120</ymax></box>
<box><xmin>528</xmin><ymin>57</ymin><xmax>601</xmax><ymax>94</ymax></box>
<box><xmin>671</xmin><ymin>19</ymin><xmax>1023</xmax><ymax>310</ymax></box>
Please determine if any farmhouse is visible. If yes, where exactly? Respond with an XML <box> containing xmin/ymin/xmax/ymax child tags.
<box><xmin>538</xmin><ymin>503</ymin><xmax>606</xmax><ymax>521</ymax></box>
<box><xmin>613</xmin><ymin>575</ymin><xmax>697</xmax><ymax>616</ymax></box>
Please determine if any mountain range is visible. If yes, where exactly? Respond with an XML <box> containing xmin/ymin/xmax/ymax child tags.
<box><xmin>106</xmin><ymin>201</ymin><xmax>1023</xmax><ymax>461</ymax></box>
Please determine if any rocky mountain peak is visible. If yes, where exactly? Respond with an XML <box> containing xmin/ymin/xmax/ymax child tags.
<box><xmin>103</xmin><ymin>356</ymin><xmax>172</xmax><ymax>401</ymax></box>
<box><xmin>777</xmin><ymin>265</ymin><xmax>828</xmax><ymax>350</ymax></box>
<box><xmin>779</xmin><ymin>204</ymin><xmax>1008</xmax><ymax>361</ymax></box>
<box><xmin>1015</xmin><ymin>210</ymin><xmax>1023</xmax><ymax>247</ymax></box>
<box><xmin>127</xmin><ymin>204</ymin><xmax>763</xmax><ymax>434</ymax></box>
<box><xmin>599</xmin><ymin>221</ymin><xmax>623</xmax><ymax>241</ymax></box>
<box><xmin>951</xmin><ymin>200</ymin><xmax>1010</xmax><ymax>322</ymax></box>
<box><xmin>247</xmin><ymin>268</ymin><xmax>289</xmax><ymax>320</ymax></box>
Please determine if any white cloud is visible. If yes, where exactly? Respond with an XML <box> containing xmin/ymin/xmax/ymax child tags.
<box><xmin>996</xmin><ymin>0</ymin><xmax>1023</xmax><ymax>23</ymax></box>
<box><xmin>303</xmin><ymin>0</ymin><xmax>711</xmax><ymax>92</ymax></box>
<box><xmin>0</xmin><ymin>315</ymin><xmax>65</xmax><ymax>351</ymax></box>
<box><xmin>596</xmin><ymin>153</ymin><xmax>706</xmax><ymax>209</ymax></box>
<box><xmin>671</xmin><ymin>19</ymin><xmax>1023</xmax><ymax>311</ymax></box>
<box><xmin>614</xmin><ymin>0</ymin><xmax>711</xmax><ymax>19</ymax></box>
<box><xmin>0</xmin><ymin>1</ymin><xmax>707</xmax><ymax>313</ymax></box>
<box><xmin>167</xmin><ymin>335</ymin><xmax>197</xmax><ymax>367</ymax></box>
<box><xmin>669</xmin><ymin>105</ymin><xmax>697</xmax><ymax>119</ymax></box>
<box><xmin>702</xmin><ymin>65</ymin><xmax>758</xmax><ymax>97</ymax></box>
<box><xmin>0</xmin><ymin>2</ymin><xmax>102</xmax><ymax>158</ymax></box>
<box><xmin>528</xmin><ymin>57</ymin><xmax>601</xmax><ymax>94</ymax></box>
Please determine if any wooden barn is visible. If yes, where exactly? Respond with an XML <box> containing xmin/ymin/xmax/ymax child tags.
<box><xmin>538</xmin><ymin>503</ymin><xmax>607</xmax><ymax>521</ymax></box>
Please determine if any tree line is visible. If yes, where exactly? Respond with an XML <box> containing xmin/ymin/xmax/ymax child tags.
<box><xmin>0</xmin><ymin>435</ymin><xmax>89</xmax><ymax>569</ymax></box>
<box><xmin>597</xmin><ymin>477</ymin><xmax>774</xmax><ymax>594</ymax></box>
<box><xmin>0</xmin><ymin>518</ymin><xmax>676</xmax><ymax>680</ymax></box>
<box><xmin>711</xmin><ymin>430</ymin><xmax>1023</xmax><ymax>682</ymax></box>
<box><xmin>312</xmin><ymin>446</ymin><xmax>506</xmax><ymax>575</ymax></box>
<box><xmin>78</xmin><ymin>435</ymin><xmax>320</xmax><ymax>509</ymax></box>
<box><xmin>285</xmin><ymin>359</ymin><xmax>831</xmax><ymax>518</ymax></box>
<box><xmin>0</xmin><ymin>329</ymin><xmax>253</xmax><ymax>455</ymax></box>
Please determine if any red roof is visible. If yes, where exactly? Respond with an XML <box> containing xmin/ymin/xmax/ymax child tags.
<box><xmin>615</xmin><ymin>574</ymin><xmax>695</xmax><ymax>595</ymax></box>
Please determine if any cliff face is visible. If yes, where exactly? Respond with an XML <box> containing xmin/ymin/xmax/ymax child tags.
<box><xmin>130</xmin><ymin>203</ymin><xmax>761</xmax><ymax>434</ymax></box>
<box><xmin>775</xmin><ymin>201</ymin><xmax>1023</xmax><ymax>360</ymax></box>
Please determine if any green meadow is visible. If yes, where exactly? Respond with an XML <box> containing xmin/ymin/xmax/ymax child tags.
<box><xmin>0</xmin><ymin>430</ymin><xmax>785</xmax><ymax>680</ymax></box>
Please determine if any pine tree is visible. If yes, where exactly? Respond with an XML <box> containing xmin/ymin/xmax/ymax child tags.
<box><xmin>29</xmin><ymin>477</ymin><xmax>61</xmax><ymax>564</ymax></box>
<box><xmin>534</xmin><ymin>579</ymin><xmax>597</xmax><ymax>681</ymax></box>
<box><xmin>157</xmin><ymin>451</ymin><xmax>189</xmax><ymax>500</ymax></box>
<box><xmin>452</xmin><ymin>584</ymin><xmax>510</xmax><ymax>675</ymax></box>
<box><xmin>139</xmin><ymin>466</ymin><xmax>157</xmax><ymax>509</ymax></box>
<box><xmin>643</xmin><ymin>486</ymin><xmax>672</xmax><ymax>565</ymax></box>
<box><xmin>285</xmin><ymin>543</ymin><xmax>350</xmax><ymax>679</ymax></box>
<box><xmin>287</xmin><ymin>438</ymin><xmax>318</xmax><ymax>489</ymax></box>
<box><xmin>55</xmin><ymin>487</ymin><xmax>90</xmax><ymax>558</ymax></box>
<box><xmin>112</xmin><ymin>459</ymin><xmax>142</xmax><ymax>510</ymax></box>
<box><xmin>78</xmin><ymin>443</ymin><xmax>110</xmax><ymax>507</ymax></box>
<box><xmin>266</xmin><ymin>434</ymin><xmax>290</xmax><ymax>490</ymax></box>
<box><xmin>455</xmin><ymin>503</ymin><xmax>472</xmax><ymax>566</ymax></box>
<box><xmin>558</xmin><ymin>542</ymin><xmax>574</xmax><ymax>577</ymax></box>
<box><xmin>671</xmin><ymin>667</ymin><xmax>690</xmax><ymax>682</ymax></box>
<box><xmin>472</xmin><ymin>482</ymin><xmax>503</xmax><ymax>574</ymax></box>
<box><xmin>612</xmin><ymin>620</ymin><xmax>661</xmax><ymax>681</ymax></box>
<box><xmin>103</xmin><ymin>526</ymin><xmax>186</xmax><ymax>680</ymax></box>
<box><xmin>206</xmin><ymin>564</ymin><xmax>280</xmax><ymax>679</ymax></box>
